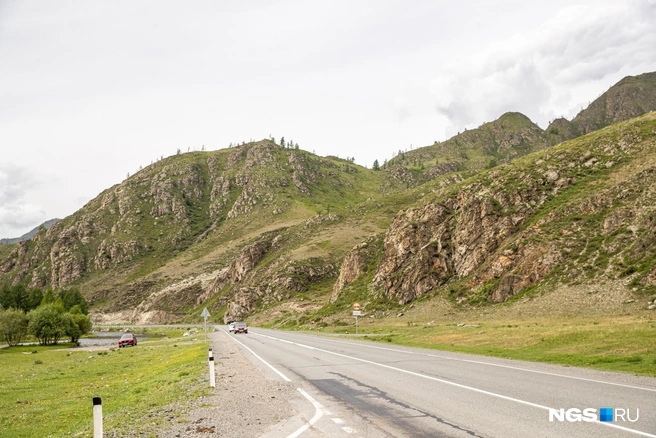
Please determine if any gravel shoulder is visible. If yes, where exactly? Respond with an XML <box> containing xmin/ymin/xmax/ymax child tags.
<box><xmin>158</xmin><ymin>330</ymin><xmax>298</xmax><ymax>438</ymax></box>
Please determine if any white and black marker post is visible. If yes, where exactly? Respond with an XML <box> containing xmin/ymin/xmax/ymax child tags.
<box><xmin>93</xmin><ymin>397</ymin><xmax>103</xmax><ymax>438</ymax></box>
<box><xmin>209</xmin><ymin>354</ymin><xmax>216</xmax><ymax>388</ymax></box>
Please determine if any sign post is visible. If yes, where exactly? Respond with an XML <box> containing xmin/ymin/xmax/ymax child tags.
<box><xmin>201</xmin><ymin>307</ymin><xmax>211</xmax><ymax>340</ymax></box>
<box><xmin>352</xmin><ymin>303</ymin><xmax>362</xmax><ymax>335</ymax></box>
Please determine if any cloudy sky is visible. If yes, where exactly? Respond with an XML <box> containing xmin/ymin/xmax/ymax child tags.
<box><xmin>1</xmin><ymin>0</ymin><xmax>655</xmax><ymax>239</ymax></box>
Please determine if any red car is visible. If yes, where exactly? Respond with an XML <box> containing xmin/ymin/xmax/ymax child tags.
<box><xmin>233</xmin><ymin>322</ymin><xmax>248</xmax><ymax>334</ymax></box>
<box><xmin>118</xmin><ymin>333</ymin><xmax>138</xmax><ymax>347</ymax></box>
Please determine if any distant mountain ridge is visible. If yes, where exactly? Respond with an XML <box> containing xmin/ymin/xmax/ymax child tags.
<box><xmin>0</xmin><ymin>71</ymin><xmax>655</xmax><ymax>326</ymax></box>
<box><xmin>547</xmin><ymin>71</ymin><xmax>656</xmax><ymax>141</ymax></box>
<box><xmin>0</xmin><ymin>219</ymin><xmax>60</xmax><ymax>245</ymax></box>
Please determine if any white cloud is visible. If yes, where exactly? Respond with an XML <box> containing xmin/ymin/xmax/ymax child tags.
<box><xmin>1</xmin><ymin>1</ymin><xmax>656</xmax><ymax>238</ymax></box>
<box><xmin>430</xmin><ymin>0</ymin><xmax>656</xmax><ymax>136</ymax></box>
<box><xmin>0</xmin><ymin>165</ymin><xmax>47</xmax><ymax>238</ymax></box>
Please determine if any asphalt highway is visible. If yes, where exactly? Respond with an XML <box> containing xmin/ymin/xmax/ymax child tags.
<box><xmin>222</xmin><ymin>328</ymin><xmax>656</xmax><ymax>438</ymax></box>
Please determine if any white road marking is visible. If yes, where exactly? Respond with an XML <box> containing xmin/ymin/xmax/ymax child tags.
<box><xmin>288</xmin><ymin>388</ymin><xmax>325</xmax><ymax>438</ymax></box>
<box><xmin>224</xmin><ymin>330</ymin><xmax>327</xmax><ymax>438</ymax></box>
<box><xmin>331</xmin><ymin>340</ymin><xmax>656</xmax><ymax>393</ymax></box>
<box><xmin>225</xmin><ymin>330</ymin><xmax>291</xmax><ymax>382</ymax></box>
<box><xmin>251</xmin><ymin>331</ymin><xmax>656</xmax><ymax>438</ymax></box>
<box><xmin>332</xmin><ymin>418</ymin><xmax>344</xmax><ymax>424</ymax></box>
<box><xmin>342</xmin><ymin>426</ymin><xmax>357</xmax><ymax>434</ymax></box>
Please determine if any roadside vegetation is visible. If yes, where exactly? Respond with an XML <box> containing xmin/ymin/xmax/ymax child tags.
<box><xmin>308</xmin><ymin>301</ymin><xmax>656</xmax><ymax>377</ymax></box>
<box><xmin>0</xmin><ymin>284</ymin><xmax>92</xmax><ymax>346</ymax></box>
<box><xmin>0</xmin><ymin>327</ymin><xmax>208</xmax><ymax>437</ymax></box>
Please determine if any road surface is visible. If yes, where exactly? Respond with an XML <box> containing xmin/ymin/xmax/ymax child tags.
<box><xmin>222</xmin><ymin>328</ymin><xmax>656</xmax><ymax>438</ymax></box>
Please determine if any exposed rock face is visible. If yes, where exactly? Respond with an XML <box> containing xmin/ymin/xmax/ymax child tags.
<box><xmin>204</xmin><ymin>231</ymin><xmax>281</xmax><ymax>300</ymax></box>
<box><xmin>220</xmin><ymin>256</ymin><xmax>338</xmax><ymax>322</ymax></box>
<box><xmin>371</xmin><ymin>113</ymin><xmax>656</xmax><ymax>305</ymax></box>
<box><xmin>372</xmin><ymin>188</ymin><xmax>524</xmax><ymax>304</ymax></box>
<box><xmin>331</xmin><ymin>236</ymin><xmax>382</xmax><ymax>302</ymax></box>
<box><xmin>2</xmin><ymin>74</ymin><xmax>656</xmax><ymax>325</ymax></box>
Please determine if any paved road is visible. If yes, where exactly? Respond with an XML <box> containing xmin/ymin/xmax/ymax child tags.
<box><xmin>223</xmin><ymin>327</ymin><xmax>656</xmax><ymax>438</ymax></box>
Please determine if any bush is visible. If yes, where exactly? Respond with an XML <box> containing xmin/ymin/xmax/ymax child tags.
<box><xmin>0</xmin><ymin>308</ymin><xmax>29</xmax><ymax>346</ymax></box>
<box><xmin>67</xmin><ymin>312</ymin><xmax>92</xmax><ymax>343</ymax></box>
<box><xmin>28</xmin><ymin>304</ymin><xmax>68</xmax><ymax>345</ymax></box>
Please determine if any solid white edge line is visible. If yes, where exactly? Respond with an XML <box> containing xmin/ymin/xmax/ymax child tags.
<box><xmin>223</xmin><ymin>330</ymin><xmax>291</xmax><ymax>382</ymax></box>
<box><xmin>287</xmin><ymin>388</ymin><xmax>324</xmax><ymax>438</ymax></box>
<box><xmin>223</xmin><ymin>330</ymin><xmax>325</xmax><ymax>438</ymax></box>
<box><xmin>332</xmin><ymin>340</ymin><xmax>656</xmax><ymax>393</ymax></box>
<box><xmin>252</xmin><ymin>331</ymin><xmax>656</xmax><ymax>438</ymax></box>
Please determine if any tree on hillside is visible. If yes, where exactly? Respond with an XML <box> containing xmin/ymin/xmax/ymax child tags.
<box><xmin>26</xmin><ymin>288</ymin><xmax>44</xmax><ymax>312</ymax></box>
<box><xmin>59</xmin><ymin>288</ymin><xmax>89</xmax><ymax>314</ymax></box>
<box><xmin>372</xmin><ymin>159</ymin><xmax>380</xmax><ymax>170</ymax></box>
<box><xmin>0</xmin><ymin>283</ymin><xmax>27</xmax><ymax>311</ymax></box>
<box><xmin>0</xmin><ymin>308</ymin><xmax>28</xmax><ymax>346</ymax></box>
<box><xmin>0</xmin><ymin>284</ymin><xmax>46</xmax><ymax>313</ymax></box>
<box><xmin>41</xmin><ymin>289</ymin><xmax>56</xmax><ymax>306</ymax></box>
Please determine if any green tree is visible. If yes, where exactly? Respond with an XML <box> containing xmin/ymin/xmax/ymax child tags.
<box><xmin>66</xmin><ymin>312</ymin><xmax>92</xmax><ymax>343</ymax></box>
<box><xmin>41</xmin><ymin>289</ymin><xmax>56</xmax><ymax>306</ymax></box>
<box><xmin>280</xmin><ymin>136</ymin><xmax>286</xmax><ymax>147</ymax></box>
<box><xmin>26</xmin><ymin>287</ymin><xmax>44</xmax><ymax>311</ymax></box>
<box><xmin>0</xmin><ymin>283</ymin><xmax>28</xmax><ymax>312</ymax></box>
<box><xmin>372</xmin><ymin>159</ymin><xmax>380</xmax><ymax>171</ymax></box>
<box><xmin>28</xmin><ymin>304</ymin><xmax>68</xmax><ymax>345</ymax></box>
<box><xmin>0</xmin><ymin>308</ymin><xmax>29</xmax><ymax>346</ymax></box>
<box><xmin>59</xmin><ymin>288</ymin><xmax>89</xmax><ymax>314</ymax></box>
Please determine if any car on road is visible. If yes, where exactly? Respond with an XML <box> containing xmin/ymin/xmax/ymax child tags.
<box><xmin>233</xmin><ymin>322</ymin><xmax>248</xmax><ymax>334</ymax></box>
<box><xmin>228</xmin><ymin>322</ymin><xmax>235</xmax><ymax>333</ymax></box>
<box><xmin>118</xmin><ymin>333</ymin><xmax>138</xmax><ymax>347</ymax></box>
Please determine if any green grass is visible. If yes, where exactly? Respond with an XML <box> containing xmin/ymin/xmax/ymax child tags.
<box><xmin>0</xmin><ymin>336</ymin><xmax>208</xmax><ymax>437</ymax></box>
<box><xmin>347</xmin><ymin>315</ymin><xmax>656</xmax><ymax>376</ymax></box>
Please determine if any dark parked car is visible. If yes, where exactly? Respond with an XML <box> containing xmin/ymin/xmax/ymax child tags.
<box><xmin>118</xmin><ymin>333</ymin><xmax>137</xmax><ymax>347</ymax></box>
<box><xmin>234</xmin><ymin>322</ymin><xmax>248</xmax><ymax>334</ymax></box>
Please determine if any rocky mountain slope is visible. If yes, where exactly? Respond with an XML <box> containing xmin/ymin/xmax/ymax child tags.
<box><xmin>547</xmin><ymin>71</ymin><xmax>656</xmax><ymax>141</ymax></box>
<box><xmin>1</xmin><ymin>73</ymin><xmax>656</xmax><ymax>326</ymax></box>
<box><xmin>0</xmin><ymin>218</ymin><xmax>60</xmax><ymax>245</ymax></box>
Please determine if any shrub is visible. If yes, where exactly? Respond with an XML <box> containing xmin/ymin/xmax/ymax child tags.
<box><xmin>0</xmin><ymin>308</ymin><xmax>29</xmax><ymax>346</ymax></box>
<box><xmin>27</xmin><ymin>304</ymin><xmax>68</xmax><ymax>345</ymax></box>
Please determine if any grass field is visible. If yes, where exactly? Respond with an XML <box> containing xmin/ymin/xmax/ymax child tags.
<box><xmin>329</xmin><ymin>314</ymin><xmax>656</xmax><ymax>376</ymax></box>
<box><xmin>0</xmin><ymin>330</ymin><xmax>209</xmax><ymax>437</ymax></box>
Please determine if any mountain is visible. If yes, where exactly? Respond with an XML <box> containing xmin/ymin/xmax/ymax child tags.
<box><xmin>547</xmin><ymin>71</ymin><xmax>656</xmax><ymax>141</ymax></box>
<box><xmin>1</xmin><ymin>73</ymin><xmax>655</xmax><ymax>326</ymax></box>
<box><xmin>0</xmin><ymin>219</ymin><xmax>60</xmax><ymax>245</ymax></box>
<box><xmin>383</xmin><ymin>112</ymin><xmax>559</xmax><ymax>187</ymax></box>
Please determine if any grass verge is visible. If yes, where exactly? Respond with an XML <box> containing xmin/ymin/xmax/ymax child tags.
<box><xmin>328</xmin><ymin>314</ymin><xmax>656</xmax><ymax>376</ymax></box>
<box><xmin>0</xmin><ymin>333</ymin><xmax>209</xmax><ymax>437</ymax></box>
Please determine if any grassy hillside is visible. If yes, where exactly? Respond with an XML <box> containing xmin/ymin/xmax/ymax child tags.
<box><xmin>1</xmin><ymin>76</ymin><xmax>656</xmax><ymax>331</ymax></box>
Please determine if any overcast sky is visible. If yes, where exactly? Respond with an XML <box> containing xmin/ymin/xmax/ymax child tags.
<box><xmin>1</xmin><ymin>0</ymin><xmax>655</xmax><ymax>238</ymax></box>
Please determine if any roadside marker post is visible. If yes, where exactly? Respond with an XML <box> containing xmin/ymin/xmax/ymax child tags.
<box><xmin>92</xmin><ymin>397</ymin><xmax>103</xmax><ymax>438</ymax></box>
<box><xmin>209</xmin><ymin>356</ymin><xmax>216</xmax><ymax>388</ymax></box>
<box><xmin>201</xmin><ymin>307</ymin><xmax>211</xmax><ymax>341</ymax></box>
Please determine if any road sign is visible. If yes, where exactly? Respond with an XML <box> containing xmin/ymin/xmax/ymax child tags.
<box><xmin>352</xmin><ymin>310</ymin><xmax>362</xmax><ymax>316</ymax></box>
<box><xmin>201</xmin><ymin>307</ymin><xmax>210</xmax><ymax>340</ymax></box>
<box><xmin>352</xmin><ymin>302</ymin><xmax>361</xmax><ymax>310</ymax></box>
